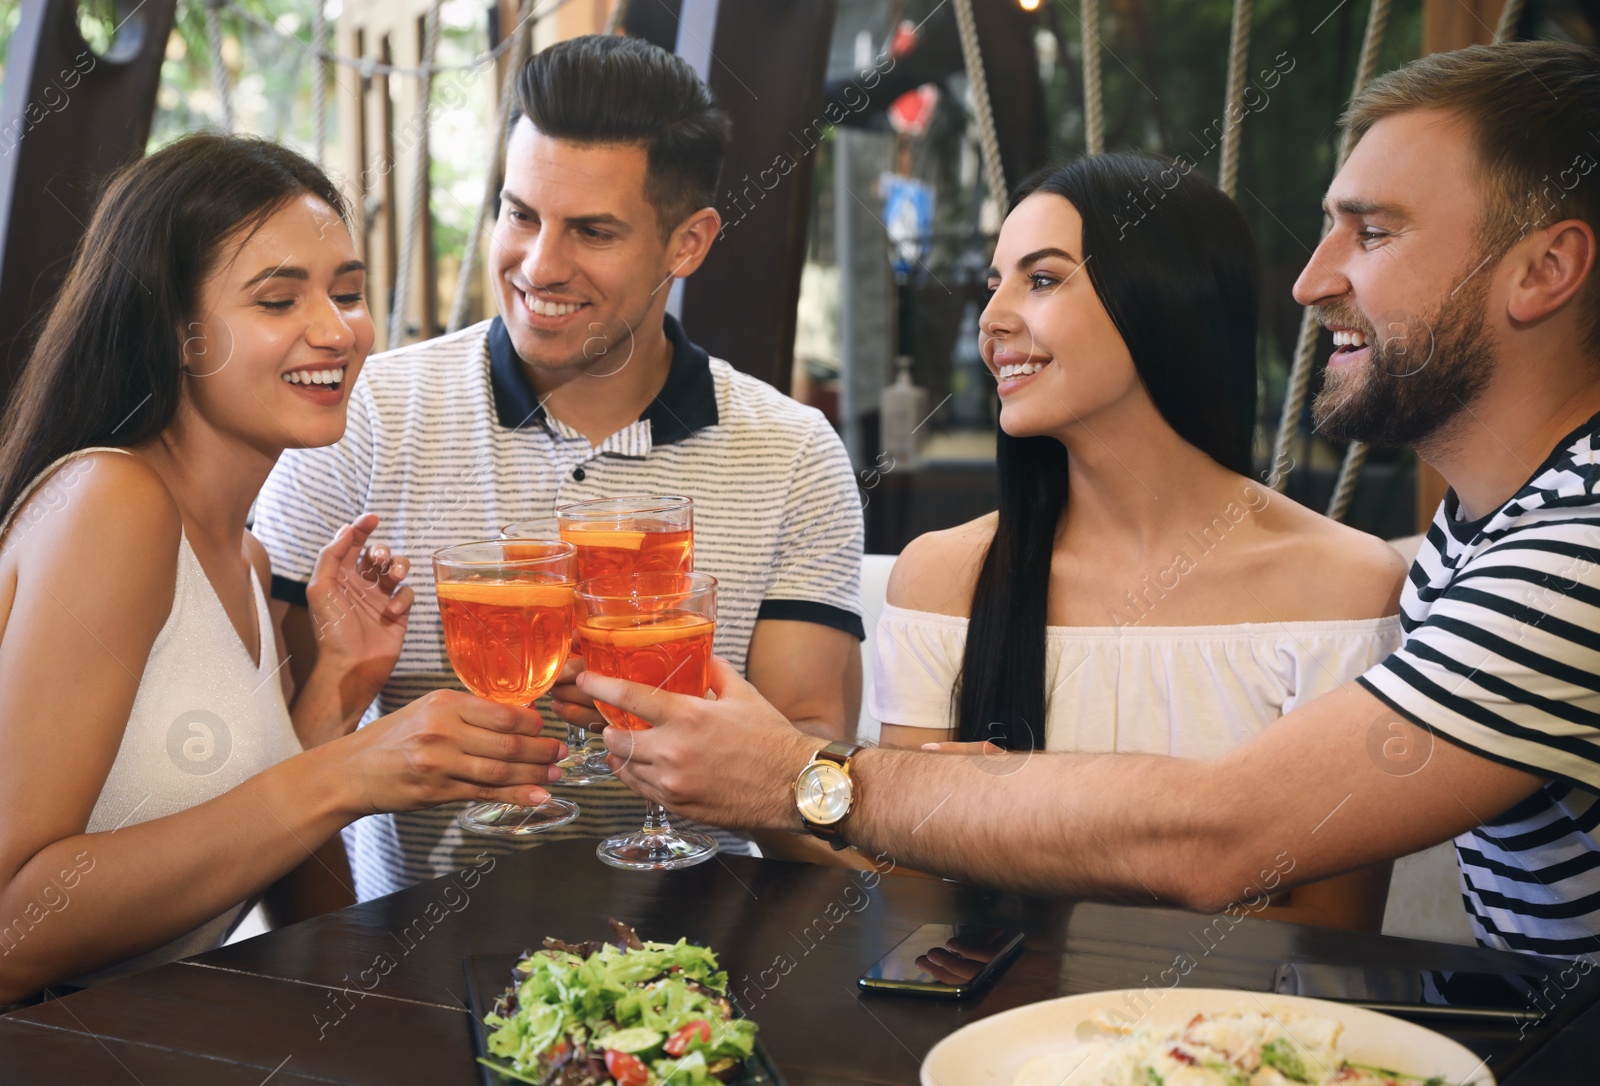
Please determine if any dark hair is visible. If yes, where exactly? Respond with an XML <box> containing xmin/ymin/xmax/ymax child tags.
<box><xmin>514</xmin><ymin>34</ymin><xmax>731</xmax><ymax>240</ymax></box>
<box><xmin>0</xmin><ymin>133</ymin><xmax>348</xmax><ymax>524</ymax></box>
<box><xmin>957</xmin><ymin>152</ymin><xmax>1259</xmax><ymax>749</ymax></box>
<box><xmin>1343</xmin><ymin>41</ymin><xmax>1600</xmax><ymax>350</ymax></box>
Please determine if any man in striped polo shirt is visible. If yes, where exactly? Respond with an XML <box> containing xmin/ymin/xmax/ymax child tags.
<box><xmin>592</xmin><ymin>42</ymin><xmax>1600</xmax><ymax>960</ymax></box>
<box><xmin>253</xmin><ymin>36</ymin><xmax>864</xmax><ymax>899</ymax></box>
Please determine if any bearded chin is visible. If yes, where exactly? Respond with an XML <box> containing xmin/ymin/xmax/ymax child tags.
<box><xmin>1310</xmin><ymin>290</ymin><xmax>1495</xmax><ymax>450</ymax></box>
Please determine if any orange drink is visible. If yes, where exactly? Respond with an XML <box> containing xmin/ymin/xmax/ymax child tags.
<box><xmin>513</xmin><ymin>498</ymin><xmax>696</xmax><ymax>787</ymax></box>
<box><xmin>437</xmin><ymin>581</ymin><xmax>574</xmax><ymax>705</ymax></box>
<box><xmin>432</xmin><ymin>538</ymin><xmax>580</xmax><ymax>837</ymax></box>
<box><xmin>574</xmin><ymin>570</ymin><xmax>718</xmax><ymax>871</ymax></box>
<box><xmin>574</xmin><ymin>610</ymin><xmax>714</xmax><ymax>730</ymax></box>
<box><xmin>558</xmin><ymin>522</ymin><xmax>693</xmax><ymax>582</ymax></box>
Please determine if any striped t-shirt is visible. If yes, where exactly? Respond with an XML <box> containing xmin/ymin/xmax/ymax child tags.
<box><xmin>1360</xmin><ymin>411</ymin><xmax>1600</xmax><ymax>959</ymax></box>
<box><xmin>252</xmin><ymin>315</ymin><xmax>864</xmax><ymax>901</ymax></box>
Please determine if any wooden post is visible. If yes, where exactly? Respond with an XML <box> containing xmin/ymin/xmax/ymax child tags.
<box><xmin>622</xmin><ymin>0</ymin><xmax>839</xmax><ymax>393</ymax></box>
<box><xmin>1422</xmin><ymin>0</ymin><xmax>1513</xmax><ymax>54</ymax></box>
<box><xmin>393</xmin><ymin>7</ymin><xmax>434</xmax><ymax>343</ymax></box>
<box><xmin>1412</xmin><ymin>0</ymin><xmax>1514</xmax><ymax>528</ymax></box>
<box><xmin>338</xmin><ymin>0</ymin><xmax>614</xmax><ymax>337</ymax></box>
<box><xmin>337</xmin><ymin>0</ymin><xmax>451</xmax><ymax>349</ymax></box>
<box><xmin>0</xmin><ymin>0</ymin><xmax>180</xmax><ymax>404</ymax></box>
<box><xmin>535</xmin><ymin>0</ymin><xmax>613</xmax><ymax>51</ymax></box>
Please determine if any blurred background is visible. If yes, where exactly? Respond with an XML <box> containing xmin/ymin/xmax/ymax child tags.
<box><xmin>3</xmin><ymin>0</ymin><xmax>1598</xmax><ymax>552</ymax></box>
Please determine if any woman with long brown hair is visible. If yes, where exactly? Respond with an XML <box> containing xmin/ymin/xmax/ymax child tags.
<box><xmin>0</xmin><ymin>134</ymin><xmax>563</xmax><ymax>1003</ymax></box>
<box><xmin>872</xmin><ymin>154</ymin><xmax>1407</xmax><ymax>930</ymax></box>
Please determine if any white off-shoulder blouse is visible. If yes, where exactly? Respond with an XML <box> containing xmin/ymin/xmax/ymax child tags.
<box><xmin>867</xmin><ymin>603</ymin><xmax>1402</xmax><ymax>758</ymax></box>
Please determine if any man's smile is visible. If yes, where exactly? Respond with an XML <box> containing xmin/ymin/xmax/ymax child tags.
<box><xmin>515</xmin><ymin>287</ymin><xmax>590</xmax><ymax>330</ymax></box>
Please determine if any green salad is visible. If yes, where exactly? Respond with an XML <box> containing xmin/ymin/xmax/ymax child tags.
<box><xmin>482</xmin><ymin>920</ymin><xmax>759</xmax><ymax>1086</ymax></box>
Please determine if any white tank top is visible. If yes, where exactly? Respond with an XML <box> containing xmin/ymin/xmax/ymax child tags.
<box><xmin>3</xmin><ymin>448</ymin><xmax>304</xmax><ymax>984</ymax></box>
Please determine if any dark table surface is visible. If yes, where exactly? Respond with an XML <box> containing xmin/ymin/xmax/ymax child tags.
<box><xmin>3</xmin><ymin>838</ymin><xmax>1596</xmax><ymax>1084</ymax></box>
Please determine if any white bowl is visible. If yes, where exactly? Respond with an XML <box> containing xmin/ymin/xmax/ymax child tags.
<box><xmin>921</xmin><ymin>987</ymin><xmax>1493</xmax><ymax>1086</ymax></box>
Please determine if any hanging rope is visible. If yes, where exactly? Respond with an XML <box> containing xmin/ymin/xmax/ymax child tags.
<box><xmin>1338</xmin><ymin>4</ymin><xmax>1521</xmax><ymax>518</ymax></box>
<box><xmin>1336</xmin><ymin>0</ymin><xmax>1391</xmax><ymax>165</ymax></box>
<box><xmin>1081</xmin><ymin>0</ymin><xmax>1105</xmax><ymax>154</ymax></box>
<box><xmin>1494</xmin><ymin>0</ymin><xmax>1527</xmax><ymax>43</ymax></box>
<box><xmin>1270</xmin><ymin>309</ymin><xmax>1321</xmax><ymax>485</ymax></box>
<box><xmin>1267</xmin><ymin>0</ymin><xmax>1390</xmax><ymax>503</ymax></box>
<box><xmin>1217</xmin><ymin>0</ymin><xmax>1253</xmax><ymax>198</ymax></box>
<box><xmin>310</xmin><ymin>0</ymin><xmax>329</xmax><ymax>164</ymax></box>
<box><xmin>448</xmin><ymin>0</ymin><xmax>537</xmax><ymax>334</ymax></box>
<box><xmin>1324</xmin><ymin>0</ymin><xmax>1518</xmax><ymax>518</ymax></box>
<box><xmin>953</xmin><ymin>0</ymin><xmax>1009</xmax><ymax>210</ymax></box>
<box><xmin>1324</xmin><ymin>435</ymin><xmax>1369</xmax><ymax>520</ymax></box>
<box><xmin>603</xmin><ymin>0</ymin><xmax>632</xmax><ymax>35</ymax></box>
<box><xmin>1319</xmin><ymin>0</ymin><xmax>1391</xmax><ymax>518</ymax></box>
<box><xmin>388</xmin><ymin>0</ymin><xmax>444</xmax><ymax>351</ymax></box>
<box><xmin>206</xmin><ymin>0</ymin><xmax>235</xmax><ymax>132</ymax></box>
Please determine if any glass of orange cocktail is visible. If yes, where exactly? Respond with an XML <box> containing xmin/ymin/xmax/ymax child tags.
<box><xmin>515</xmin><ymin>496</ymin><xmax>693</xmax><ymax>785</ymax></box>
<box><xmin>432</xmin><ymin>539</ymin><xmax>580</xmax><ymax>836</ymax></box>
<box><xmin>553</xmin><ymin>495</ymin><xmax>693</xmax><ymax>581</ymax></box>
<box><xmin>574</xmin><ymin>570</ymin><xmax>718</xmax><ymax>871</ymax></box>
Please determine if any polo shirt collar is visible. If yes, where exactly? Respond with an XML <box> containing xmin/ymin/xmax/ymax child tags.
<box><xmin>488</xmin><ymin>313</ymin><xmax>718</xmax><ymax>445</ymax></box>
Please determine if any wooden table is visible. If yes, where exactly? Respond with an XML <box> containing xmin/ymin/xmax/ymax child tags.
<box><xmin>2</xmin><ymin>839</ymin><xmax>1595</xmax><ymax>1084</ymax></box>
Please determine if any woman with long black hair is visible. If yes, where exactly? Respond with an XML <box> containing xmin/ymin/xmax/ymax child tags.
<box><xmin>872</xmin><ymin>153</ymin><xmax>1407</xmax><ymax>930</ymax></box>
<box><xmin>0</xmin><ymin>134</ymin><xmax>564</xmax><ymax>1003</ymax></box>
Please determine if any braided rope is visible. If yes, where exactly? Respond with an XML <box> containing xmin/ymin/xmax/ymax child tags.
<box><xmin>953</xmin><ymin>0</ymin><xmax>1008</xmax><ymax>209</ymax></box>
<box><xmin>1327</xmin><ymin>1</ymin><xmax>1518</xmax><ymax>518</ymax></box>
<box><xmin>206</xmin><ymin>0</ymin><xmax>235</xmax><ymax>132</ymax></box>
<box><xmin>1267</xmin><ymin>0</ymin><xmax>1390</xmax><ymax>500</ymax></box>
<box><xmin>310</xmin><ymin>0</ymin><xmax>328</xmax><ymax>164</ymax></box>
<box><xmin>1495</xmin><ymin>0</ymin><xmax>1527</xmax><ymax>42</ymax></box>
<box><xmin>1335</xmin><ymin>0</ymin><xmax>1390</xmax><ymax>165</ymax></box>
<box><xmin>1335</xmin><ymin>6</ymin><xmax>1524</xmax><ymax>516</ymax></box>
<box><xmin>1324</xmin><ymin>437</ymin><xmax>1369</xmax><ymax>521</ymax></box>
<box><xmin>1267</xmin><ymin>308</ymin><xmax>1322</xmax><ymax>490</ymax></box>
<box><xmin>212</xmin><ymin>0</ymin><xmax>579</xmax><ymax>78</ymax></box>
<box><xmin>1318</xmin><ymin>0</ymin><xmax>1390</xmax><ymax>516</ymax></box>
<box><xmin>1217</xmin><ymin>0</ymin><xmax>1252</xmax><ymax>198</ymax></box>
<box><xmin>388</xmin><ymin>0</ymin><xmax>444</xmax><ymax>351</ymax></box>
<box><xmin>1081</xmin><ymin>0</ymin><xmax>1104</xmax><ymax>155</ymax></box>
<box><xmin>447</xmin><ymin>0</ymin><xmax>537</xmax><ymax>334</ymax></box>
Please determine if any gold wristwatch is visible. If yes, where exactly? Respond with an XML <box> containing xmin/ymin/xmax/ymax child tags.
<box><xmin>794</xmin><ymin>742</ymin><xmax>864</xmax><ymax>849</ymax></box>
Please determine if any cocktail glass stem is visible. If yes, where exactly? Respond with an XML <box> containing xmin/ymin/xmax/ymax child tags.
<box><xmin>643</xmin><ymin>801</ymin><xmax>671</xmax><ymax>833</ymax></box>
<box><xmin>554</xmin><ymin>724</ymin><xmax>615</xmax><ymax>784</ymax></box>
<box><xmin>595</xmin><ymin>799</ymin><xmax>717</xmax><ymax>871</ymax></box>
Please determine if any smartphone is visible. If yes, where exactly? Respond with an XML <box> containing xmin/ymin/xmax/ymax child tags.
<box><xmin>858</xmin><ymin>924</ymin><xmax>1024</xmax><ymax>998</ymax></box>
<box><xmin>1273</xmin><ymin>961</ymin><xmax>1557</xmax><ymax>1021</ymax></box>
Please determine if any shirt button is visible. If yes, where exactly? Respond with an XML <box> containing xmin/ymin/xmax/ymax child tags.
<box><xmin>572</xmin><ymin>466</ymin><xmax>586</xmax><ymax>481</ymax></box>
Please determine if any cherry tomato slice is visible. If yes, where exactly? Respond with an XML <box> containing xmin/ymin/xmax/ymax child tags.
<box><xmin>604</xmin><ymin>1048</ymin><xmax>650</xmax><ymax>1086</ymax></box>
<box><xmin>663</xmin><ymin>1019</ymin><xmax>712</xmax><ymax>1057</ymax></box>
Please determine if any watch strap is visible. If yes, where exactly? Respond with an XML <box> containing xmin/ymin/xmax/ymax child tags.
<box><xmin>816</xmin><ymin>741</ymin><xmax>865</xmax><ymax>767</ymax></box>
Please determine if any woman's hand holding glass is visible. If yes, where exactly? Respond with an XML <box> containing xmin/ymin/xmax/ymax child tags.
<box><xmin>434</xmin><ymin>539</ymin><xmax>582</xmax><ymax>835</ymax></box>
<box><xmin>548</xmin><ymin>654</ymin><xmax>606</xmax><ymax>729</ymax></box>
<box><xmin>329</xmin><ymin>689</ymin><xmax>566</xmax><ymax>815</ymax></box>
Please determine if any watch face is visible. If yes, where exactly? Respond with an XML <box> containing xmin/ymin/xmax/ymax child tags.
<box><xmin>796</xmin><ymin>762</ymin><xmax>852</xmax><ymax>824</ymax></box>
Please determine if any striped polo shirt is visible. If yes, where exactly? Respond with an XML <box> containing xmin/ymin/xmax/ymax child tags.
<box><xmin>253</xmin><ymin>315</ymin><xmax>864</xmax><ymax>901</ymax></box>
<box><xmin>1360</xmin><ymin>411</ymin><xmax>1600</xmax><ymax>959</ymax></box>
